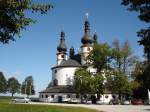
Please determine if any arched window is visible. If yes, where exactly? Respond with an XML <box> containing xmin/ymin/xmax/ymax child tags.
<box><xmin>53</xmin><ymin>79</ymin><xmax>58</xmax><ymax>86</ymax></box>
<box><xmin>87</xmin><ymin>47</ymin><xmax>90</xmax><ymax>51</ymax></box>
<box><xmin>51</xmin><ymin>95</ymin><xmax>54</xmax><ymax>98</ymax></box>
<box><xmin>105</xmin><ymin>95</ymin><xmax>109</xmax><ymax>99</ymax></box>
<box><xmin>45</xmin><ymin>94</ymin><xmax>48</xmax><ymax>98</ymax></box>
<box><xmin>67</xmin><ymin>94</ymin><xmax>70</xmax><ymax>98</ymax></box>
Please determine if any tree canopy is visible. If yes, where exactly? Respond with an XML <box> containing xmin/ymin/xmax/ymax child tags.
<box><xmin>0</xmin><ymin>0</ymin><xmax>53</xmax><ymax>44</ymax></box>
<box><xmin>87</xmin><ymin>43</ymin><xmax>112</xmax><ymax>73</ymax></box>
<box><xmin>8</xmin><ymin>77</ymin><xmax>20</xmax><ymax>98</ymax></box>
<box><xmin>21</xmin><ymin>76</ymin><xmax>35</xmax><ymax>96</ymax></box>
<box><xmin>0</xmin><ymin>72</ymin><xmax>7</xmax><ymax>93</ymax></box>
<box><xmin>122</xmin><ymin>0</ymin><xmax>150</xmax><ymax>61</ymax></box>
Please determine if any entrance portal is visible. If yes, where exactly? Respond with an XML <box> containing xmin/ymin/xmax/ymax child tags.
<box><xmin>58</xmin><ymin>96</ymin><xmax>62</xmax><ymax>103</ymax></box>
<box><xmin>91</xmin><ymin>95</ymin><xmax>96</xmax><ymax>104</ymax></box>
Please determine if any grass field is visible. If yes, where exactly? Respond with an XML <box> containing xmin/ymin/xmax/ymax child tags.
<box><xmin>0</xmin><ymin>96</ymin><xmax>100</xmax><ymax>112</ymax></box>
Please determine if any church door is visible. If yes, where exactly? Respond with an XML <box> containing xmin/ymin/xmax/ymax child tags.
<box><xmin>58</xmin><ymin>96</ymin><xmax>62</xmax><ymax>103</ymax></box>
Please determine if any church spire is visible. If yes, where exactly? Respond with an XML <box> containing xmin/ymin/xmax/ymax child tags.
<box><xmin>57</xmin><ymin>31</ymin><xmax>67</xmax><ymax>52</ymax></box>
<box><xmin>81</xmin><ymin>13</ymin><xmax>93</xmax><ymax>45</ymax></box>
<box><xmin>69</xmin><ymin>46</ymin><xmax>74</xmax><ymax>59</ymax></box>
<box><xmin>93</xmin><ymin>33</ymin><xmax>98</xmax><ymax>44</ymax></box>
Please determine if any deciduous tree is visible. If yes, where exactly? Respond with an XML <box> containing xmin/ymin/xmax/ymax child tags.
<box><xmin>8</xmin><ymin>77</ymin><xmax>20</xmax><ymax>98</ymax></box>
<box><xmin>21</xmin><ymin>76</ymin><xmax>35</xmax><ymax>96</ymax></box>
<box><xmin>0</xmin><ymin>72</ymin><xmax>7</xmax><ymax>93</ymax></box>
<box><xmin>87</xmin><ymin>43</ymin><xmax>112</xmax><ymax>73</ymax></box>
<box><xmin>122</xmin><ymin>0</ymin><xmax>150</xmax><ymax>61</ymax></box>
<box><xmin>0</xmin><ymin>0</ymin><xmax>53</xmax><ymax>44</ymax></box>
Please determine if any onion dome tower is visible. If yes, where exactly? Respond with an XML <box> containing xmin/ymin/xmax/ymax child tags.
<box><xmin>81</xmin><ymin>18</ymin><xmax>93</xmax><ymax>45</ymax></box>
<box><xmin>80</xmin><ymin>13</ymin><xmax>93</xmax><ymax>65</ymax></box>
<box><xmin>69</xmin><ymin>46</ymin><xmax>75</xmax><ymax>59</ymax></box>
<box><xmin>93</xmin><ymin>33</ymin><xmax>98</xmax><ymax>45</ymax></box>
<box><xmin>57</xmin><ymin>31</ymin><xmax>67</xmax><ymax>65</ymax></box>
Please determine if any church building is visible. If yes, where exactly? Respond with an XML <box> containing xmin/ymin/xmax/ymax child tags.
<box><xmin>39</xmin><ymin>16</ymin><xmax>113</xmax><ymax>104</ymax></box>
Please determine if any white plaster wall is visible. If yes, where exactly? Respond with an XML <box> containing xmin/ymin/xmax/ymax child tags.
<box><xmin>57</xmin><ymin>53</ymin><xmax>67</xmax><ymax>65</ymax></box>
<box><xmin>81</xmin><ymin>46</ymin><xmax>93</xmax><ymax>53</ymax></box>
<box><xmin>80</xmin><ymin>46</ymin><xmax>93</xmax><ymax>65</ymax></box>
<box><xmin>52</xmin><ymin>67</ymin><xmax>78</xmax><ymax>85</ymax></box>
<box><xmin>39</xmin><ymin>93</ymin><xmax>76</xmax><ymax>103</ymax></box>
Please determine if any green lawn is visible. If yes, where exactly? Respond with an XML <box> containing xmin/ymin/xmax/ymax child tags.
<box><xmin>0</xmin><ymin>96</ymin><xmax>101</xmax><ymax>112</ymax></box>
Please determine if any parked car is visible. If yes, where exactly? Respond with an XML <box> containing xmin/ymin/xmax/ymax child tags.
<box><xmin>69</xmin><ymin>98</ymin><xmax>80</xmax><ymax>104</ymax></box>
<box><xmin>131</xmin><ymin>99</ymin><xmax>144</xmax><ymax>105</ymax></box>
<box><xmin>97</xmin><ymin>100</ymin><xmax>103</xmax><ymax>105</ymax></box>
<box><xmin>109</xmin><ymin>98</ymin><xmax>120</xmax><ymax>105</ymax></box>
<box><xmin>86</xmin><ymin>100</ymin><xmax>92</xmax><ymax>104</ymax></box>
<box><xmin>122</xmin><ymin>100</ymin><xmax>130</xmax><ymax>105</ymax></box>
<box><xmin>12</xmin><ymin>97</ymin><xmax>31</xmax><ymax>103</ymax></box>
<box><xmin>62</xmin><ymin>98</ymin><xmax>70</xmax><ymax>103</ymax></box>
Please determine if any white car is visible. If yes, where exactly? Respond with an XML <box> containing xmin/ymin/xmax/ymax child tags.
<box><xmin>97</xmin><ymin>100</ymin><xmax>103</xmax><ymax>105</ymax></box>
<box><xmin>12</xmin><ymin>97</ymin><xmax>31</xmax><ymax>103</ymax></box>
<box><xmin>86</xmin><ymin>100</ymin><xmax>92</xmax><ymax>104</ymax></box>
<box><xmin>69</xmin><ymin>98</ymin><xmax>80</xmax><ymax>104</ymax></box>
<box><xmin>122</xmin><ymin>100</ymin><xmax>130</xmax><ymax>105</ymax></box>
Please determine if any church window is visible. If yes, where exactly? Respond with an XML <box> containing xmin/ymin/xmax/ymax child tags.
<box><xmin>105</xmin><ymin>95</ymin><xmax>109</xmax><ymax>99</ymax></box>
<box><xmin>51</xmin><ymin>95</ymin><xmax>54</xmax><ymax>98</ymax></box>
<box><xmin>87</xmin><ymin>47</ymin><xmax>90</xmax><ymax>51</ymax></box>
<box><xmin>61</xmin><ymin>55</ymin><xmax>64</xmax><ymax>58</ymax></box>
<box><xmin>45</xmin><ymin>94</ymin><xmax>48</xmax><ymax>98</ymax></box>
<box><xmin>41</xmin><ymin>95</ymin><xmax>43</xmax><ymax>98</ymax></box>
<box><xmin>67</xmin><ymin>94</ymin><xmax>70</xmax><ymax>98</ymax></box>
<box><xmin>53</xmin><ymin>79</ymin><xmax>58</xmax><ymax>86</ymax></box>
<box><xmin>83</xmin><ymin>95</ymin><xmax>87</xmax><ymax>98</ymax></box>
<box><xmin>76</xmin><ymin>94</ymin><xmax>79</xmax><ymax>98</ymax></box>
<box><xmin>54</xmin><ymin>70</ymin><xmax>57</xmax><ymax>73</ymax></box>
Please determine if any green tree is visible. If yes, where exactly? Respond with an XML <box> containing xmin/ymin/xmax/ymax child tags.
<box><xmin>108</xmin><ymin>70</ymin><xmax>133</xmax><ymax>101</ymax></box>
<box><xmin>122</xmin><ymin>2</ymin><xmax>150</xmax><ymax>98</ymax></box>
<box><xmin>112</xmin><ymin>39</ymin><xmax>137</xmax><ymax>74</ymax></box>
<box><xmin>21</xmin><ymin>76</ymin><xmax>35</xmax><ymax>96</ymax></box>
<box><xmin>132</xmin><ymin>61</ymin><xmax>150</xmax><ymax>99</ymax></box>
<box><xmin>8</xmin><ymin>77</ymin><xmax>20</xmax><ymax>98</ymax></box>
<box><xmin>112</xmin><ymin>39</ymin><xmax>123</xmax><ymax>70</ymax></box>
<box><xmin>0</xmin><ymin>72</ymin><xmax>7</xmax><ymax>93</ymax></box>
<box><xmin>122</xmin><ymin>0</ymin><xmax>150</xmax><ymax>61</ymax></box>
<box><xmin>87</xmin><ymin>43</ymin><xmax>112</xmax><ymax>73</ymax></box>
<box><xmin>92</xmin><ymin>74</ymin><xmax>104</xmax><ymax>99</ymax></box>
<box><xmin>74</xmin><ymin>68</ymin><xmax>91</xmax><ymax>102</ymax></box>
<box><xmin>0</xmin><ymin>0</ymin><xmax>53</xmax><ymax>44</ymax></box>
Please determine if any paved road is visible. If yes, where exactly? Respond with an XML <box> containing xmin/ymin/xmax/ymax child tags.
<box><xmin>30</xmin><ymin>102</ymin><xmax>150</xmax><ymax>112</ymax></box>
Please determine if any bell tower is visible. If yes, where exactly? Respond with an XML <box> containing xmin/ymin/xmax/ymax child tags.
<box><xmin>80</xmin><ymin>13</ymin><xmax>93</xmax><ymax>65</ymax></box>
<box><xmin>57</xmin><ymin>31</ymin><xmax>67</xmax><ymax>65</ymax></box>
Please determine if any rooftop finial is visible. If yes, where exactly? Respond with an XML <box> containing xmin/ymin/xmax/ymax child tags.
<box><xmin>85</xmin><ymin>12</ymin><xmax>89</xmax><ymax>20</ymax></box>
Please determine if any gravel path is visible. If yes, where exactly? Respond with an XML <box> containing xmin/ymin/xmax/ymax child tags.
<box><xmin>30</xmin><ymin>102</ymin><xmax>150</xmax><ymax>112</ymax></box>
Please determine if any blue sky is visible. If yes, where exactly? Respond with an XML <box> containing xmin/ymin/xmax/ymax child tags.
<box><xmin>0</xmin><ymin>0</ymin><xmax>147</xmax><ymax>95</ymax></box>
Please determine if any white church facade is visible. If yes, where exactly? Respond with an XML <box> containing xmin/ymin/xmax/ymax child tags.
<box><xmin>39</xmin><ymin>17</ymin><xmax>113</xmax><ymax>104</ymax></box>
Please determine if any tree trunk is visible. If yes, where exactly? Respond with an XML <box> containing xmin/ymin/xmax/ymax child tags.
<box><xmin>12</xmin><ymin>93</ymin><xmax>14</xmax><ymax>99</ymax></box>
<box><xmin>81</xmin><ymin>94</ymin><xmax>83</xmax><ymax>103</ymax></box>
